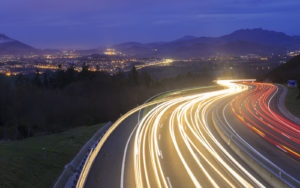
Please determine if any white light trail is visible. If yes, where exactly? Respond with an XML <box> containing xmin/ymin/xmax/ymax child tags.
<box><xmin>131</xmin><ymin>80</ymin><xmax>264</xmax><ymax>187</ymax></box>
<box><xmin>78</xmin><ymin>79</ymin><xmax>267</xmax><ymax>188</ymax></box>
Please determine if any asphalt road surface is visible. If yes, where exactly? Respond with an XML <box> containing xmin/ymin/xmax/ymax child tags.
<box><xmin>80</xmin><ymin>80</ymin><xmax>300</xmax><ymax>188</ymax></box>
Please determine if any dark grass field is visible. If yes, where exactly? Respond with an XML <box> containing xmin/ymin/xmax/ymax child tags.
<box><xmin>0</xmin><ymin>123</ymin><xmax>105</xmax><ymax>188</ymax></box>
<box><xmin>285</xmin><ymin>87</ymin><xmax>300</xmax><ymax>118</ymax></box>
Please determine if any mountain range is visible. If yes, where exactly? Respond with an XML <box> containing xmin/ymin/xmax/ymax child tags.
<box><xmin>1</xmin><ymin>28</ymin><xmax>300</xmax><ymax>57</ymax></box>
<box><xmin>0</xmin><ymin>34</ymin><xmax>38</xmax><ymax>55</ymax></box>
<box><xmin>0</xmin><ymin>34</ymin><xmax>60</xmax><ymax>56</ymax></box>
<box><xmin>109</xmin><ymin>28</ymin><xmax>300</xmax><ymax>58</ymax></box>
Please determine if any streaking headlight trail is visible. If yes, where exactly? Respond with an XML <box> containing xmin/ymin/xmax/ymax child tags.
<box><xmin>77</xmin><ymin>80</ymin><xmax>300</xmax><ymax>188</ymax></box>
<box><xmin>131</xmin><ymin>80</ymin><xmax>262</xmax><ymax>188</ymax></box>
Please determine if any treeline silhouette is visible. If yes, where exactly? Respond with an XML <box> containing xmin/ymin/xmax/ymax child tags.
<box><xmin>0</xmin><ymin>65</ymin><xmax>214</xmax><ymax>140</ymax></box>
<box><xmin>260</xmin><ymin>55</ymin><xmax>300</xmax><ymax>98</ymax></box>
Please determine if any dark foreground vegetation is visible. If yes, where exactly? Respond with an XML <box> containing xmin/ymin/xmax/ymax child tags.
<box><xmin>260</xmin><ymin>54</ymin><xmax>300</xmax><ymax>118</ymax></box>
<box><xmin>261</xmin><ymin>55</ymin><xmax>300</xmax><ymax>98</ymax></box>
<box><xmin>285</xmin><ymin>87</ymin><xmax>300</xmax><ymax>118</ymax></box>
<box><xmin>263</xmin><ymin>55</ymin><xmax>300</xmax><ymax>83</ymax></box>
<box><xmin>0</xmin><ymin>123</ymin><xmax>104</xmax><ymax>188</ymax></box>
<box><xmin>0</xmin><ymin>65</ymin><xmax>214</xmax><ymax>139</ymax></box>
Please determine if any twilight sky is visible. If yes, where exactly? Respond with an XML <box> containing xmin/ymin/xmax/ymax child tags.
<box><xmin>0</xmin><ymin>0</ymin><xmax>300</xmax><ymax>49</ymax></box>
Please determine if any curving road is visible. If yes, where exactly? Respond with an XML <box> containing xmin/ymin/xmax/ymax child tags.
<box><xmin>78</xmin><ymin>80</ymin><xmax>300</xmax><ymax>188</ymax></box>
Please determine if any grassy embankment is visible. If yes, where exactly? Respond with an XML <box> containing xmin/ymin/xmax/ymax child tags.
<box><xmin>0</xmin><ymin>123</ymin><xmax>105</xmax><ymax>188</ymax></box>
<box><xmin>285</xmin><ymin>87</ymin><xmax>300</xmax><ymax>118</ymax></box>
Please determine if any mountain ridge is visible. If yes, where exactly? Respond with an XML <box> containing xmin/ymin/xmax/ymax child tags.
<box><xmin>0</xmin><ymin>34</ymin><xmax>38</xmax><ymax>55</ymax></box>
<box><xmin>108</xmin><ymin>28</ymin><xmax>300</xmax><ymax>58</ymax></box>
<box><xmin>1</xmin><ymin>28</ymin><xmax>300</xmax><ymax>57</ymax></box>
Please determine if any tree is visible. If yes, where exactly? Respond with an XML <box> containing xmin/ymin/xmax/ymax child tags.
<box><xmin>43</xmin><ymin>72</ymin><xmax>49</xmax><ymax>88</ymax></box>
<box><xmin>79</xmin><ymin>63</ymin><xmax>92</xmax><ymax>80</ymax></box>
<box><xmin>53</xmin><ymin>66</ymin><xmax>65</xmax><ymax>88</ymax></box>
<box><xmin>33</xmin><ymin>69</ymin><xmax>42</xmax><ymax>87</ymax></box>
<box><xmin>129</xmin><ymin>66</ymin><xmax>139</xmax><ymax>85</ymax></box>
<box><xmin>16</xmin><ymin>74</ymin><xmax>26</xmax><ymax>86</ymax></box>
<box><xmin>65</xmin><ymin>64</ymin><xmax>76</xmax><ymax>84</ymax></box>
<box><xmin>141</xmin><ymin>71</ymin><xmax>152</xmax><ymax>87</ymax></box>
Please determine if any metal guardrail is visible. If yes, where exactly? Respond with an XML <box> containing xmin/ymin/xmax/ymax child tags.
<box><xmin>53</xmin><ymin>122</ymin><xmax>112</xmax><ymax>188</ymax></box>
<box><xmin>213</xmin><ymin>107</ymin><xmax>300</xmax><ymax>187</ymax></box>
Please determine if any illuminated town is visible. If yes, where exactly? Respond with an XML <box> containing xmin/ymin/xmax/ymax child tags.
<box><xmin>0</xmin><ymin>48</ymin><xmax>298</xmax><ymax>77</ymax></box>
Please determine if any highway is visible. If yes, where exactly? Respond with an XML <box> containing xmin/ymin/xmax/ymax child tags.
<box><xmin>78</xmin><ymin>80</ymin><xmax>300</xmax><ymax>188</ymax></box>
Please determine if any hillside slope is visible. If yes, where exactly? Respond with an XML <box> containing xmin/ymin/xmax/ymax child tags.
<box><xmin>264</xmin><ymin>55</ymin><xmax>300</xmax><ymax>82</ymax></box>
<box><xmin>0</xmin><ymin>34</ymin><xmax>38</xmax><ymax>55</ymax></box>
<box><xmin>0</xmin><ymin>123</ymin><xmax>104</xmax><ymax>188</ymax></box>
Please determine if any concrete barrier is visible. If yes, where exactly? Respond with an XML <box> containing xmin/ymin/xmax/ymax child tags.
<box><xmin>53</xmin><ymin>122</ymin><xmax>112</xmax><ymax>188</ymax></box>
